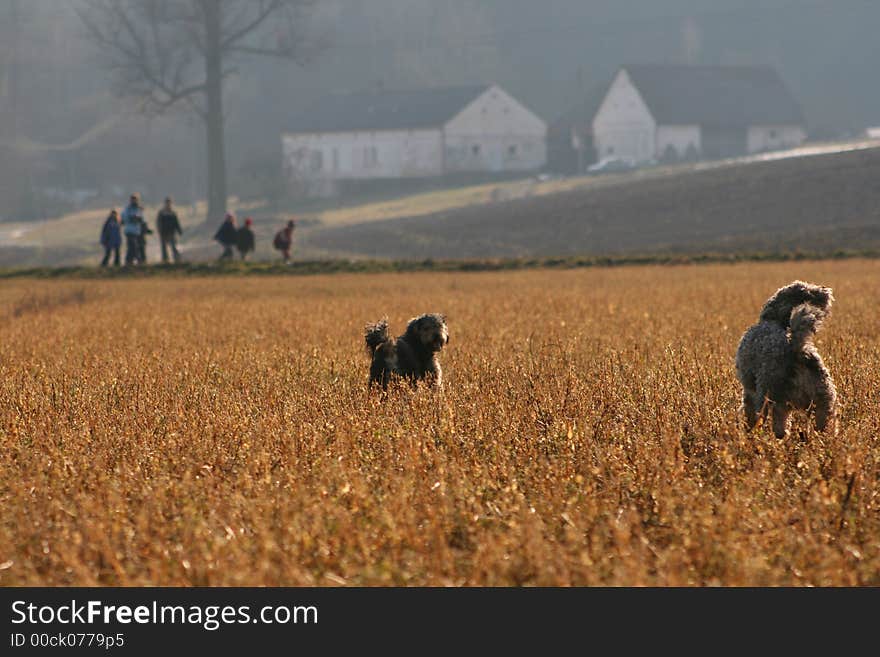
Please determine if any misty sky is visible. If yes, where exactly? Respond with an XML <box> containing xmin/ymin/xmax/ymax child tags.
<box><xmin>1</xmin><ymin>0</ymin><xmax>878</xmax><ymax>212</ymax></box>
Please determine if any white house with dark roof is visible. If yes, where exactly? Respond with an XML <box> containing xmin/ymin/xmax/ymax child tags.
<box><xmin>592</xmin><ymin>65</ymin><xmax>806</xmax><ymax>164</ymax></box>
<box><xmin>282</xmin><ymin>84</ymin><xmax>547</xmax><ymax>187</ymax></box>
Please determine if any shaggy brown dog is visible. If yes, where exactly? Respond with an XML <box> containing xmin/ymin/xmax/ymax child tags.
<box><xmin>364</xmin><ymin>314</ymin><xmax>448</xmax><ymax>389</ymax></box>
<box><xmin>735</xmin><ymin>281</ymin><xmax>837</xmax><ymax>438</ymax></box>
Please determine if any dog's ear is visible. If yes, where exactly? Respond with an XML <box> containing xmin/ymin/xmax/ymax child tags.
<box><xmin>405</xmin><ymin>315</ymin><xmax>423</xmax><ymax>336</ymax></box>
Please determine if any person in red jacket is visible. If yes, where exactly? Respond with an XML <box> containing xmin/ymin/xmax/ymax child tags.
<box><xmin>272</xmin><ymin>219</ymin><xmax>296</xmax><ymax>263</ymax></box>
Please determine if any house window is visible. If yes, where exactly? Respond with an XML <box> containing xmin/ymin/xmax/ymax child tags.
<box><xmin>607</xmin><ymin>146</ymin><xmax>614</xmax><ymax>155</ymax></box>
<box><xmin>508</xmin><ymin>144</ymin><xmax>518</xmax><ymax>157</ymax></box>
<box><xmin>310</xmin><ymin>150</ymin><xmax>323</xmax><ymax>172</ymax></box>
<box><xmin>769</xmin><ymin>129</ymin><xmax>778</xmax><ymax>139</ymax></box>
<box><xmin>472</xmin><ymin>144</ymin><xmax>481</xmax><ymax>156</ymax></box>
<box><xmin>332</xmin><ymin>148</ymin><xmax>339</xmax><ymax>172</ymax></box>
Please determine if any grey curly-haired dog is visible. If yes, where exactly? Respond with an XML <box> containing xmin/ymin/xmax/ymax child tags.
<box><xmin>735</xmin><ymin>281</ymin><xmax>837</xmax><ymax>439</ymax></box>
<box><xmin>364</xmin><ymin>313</ymin><xmax>449</xmax><ymax>389</ymax></box>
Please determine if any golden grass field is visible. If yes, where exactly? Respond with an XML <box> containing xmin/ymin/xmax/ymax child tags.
<box><xmin>1</xmin><ymin>259</ymin><xmax>878</xmax><ymax>586</ymax></box>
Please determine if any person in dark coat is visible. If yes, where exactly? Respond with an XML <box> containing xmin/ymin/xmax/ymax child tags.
<box><xmin>156</xmin><ymin>196</ymin><xmax>183</xmax><ymax>263</ymax></box>
<box><xmin>214</xmin><ymin>212</ymin><xmax>237</xmax><ymax>261</ymax></box>
<box><xmin>236</xmin><ymin>217</ymin><xmax>256</xmax><ymax>261</ymax></box>
<box><xmin>100</xmin><ymin>209</ymin><xmax>122</xmax><ymax>267</ymax></box>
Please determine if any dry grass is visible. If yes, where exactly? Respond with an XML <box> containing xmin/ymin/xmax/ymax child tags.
<box><xmin>0</xmin><ymin>260</ymin><xmax>878</xmax><ymax>586</ymax></box>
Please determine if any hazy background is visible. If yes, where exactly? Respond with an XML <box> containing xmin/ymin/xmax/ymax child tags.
<box><xmin>1</xmin><ymin>0</ymin><xmax>879</xmax><ymax>223</ymax></box>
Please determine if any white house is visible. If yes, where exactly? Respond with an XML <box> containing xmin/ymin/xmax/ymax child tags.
<box><xmin>592</xmin><ymin>65</ymin><xmax>806</xmax><ymax>164</ymax></box>
<box><xmin>282</xmin><ymin>84</ymin><xmax>547</xmax><ymax>191</ymax></box>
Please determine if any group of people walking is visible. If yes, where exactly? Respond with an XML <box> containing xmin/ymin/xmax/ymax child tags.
<box><xmin>213</xmin><ymin>212</ymin><xmax>254</xmax><ymax>261</ymax></box>
<box><xmin>213</xmin><ymin>213</ymin><xmax>296</xmax><ymax>263</ymax></box>
<box><xmin>99</xmin><ymin>192</ymin><xmax>296</xmax><ymax>266</ymax></box>
<box><xmin>100</xmin><ymin>193</ymin><xmax>181</xmax><ymax>266</ymax></box>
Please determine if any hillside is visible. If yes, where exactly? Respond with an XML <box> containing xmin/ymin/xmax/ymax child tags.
<box><xmin>304</xmin><ymin>146</ymin><xmax>880</xmax><ymax>259</ymax></box>
<box><xmin>3</xmin><ymin>143</ymin><xmax>880</xmax><ymax>268</ymax></box>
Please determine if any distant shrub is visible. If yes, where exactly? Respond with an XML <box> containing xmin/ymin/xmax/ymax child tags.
<box><xmin>11</xmin><ymin>288</ymin><xmax>87</xmax><ymax>318</ymax></box>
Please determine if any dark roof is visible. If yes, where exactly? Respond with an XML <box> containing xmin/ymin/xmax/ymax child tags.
<box><xmin>624</xmin><ymin>65</ymin><xmax>804</xmax><ymax>126</ymax></box>
<box><xmin>550</xmin><ymin>80</ymin><xmax>611</xmax><ymax>136</ymax></box>
<box><xmin>287</xmin><ymin>85</ymin><xmax>491</xmax><ymax>133</ymax></box>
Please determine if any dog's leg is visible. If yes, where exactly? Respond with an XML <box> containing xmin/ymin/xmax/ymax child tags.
<box><xmin>369</xmin><ymin>360</ymin><xmax>389</xmax><ymax>391</ymax></box>
<box><xmin>754</xmin><ymin>383</ymin><xmax>773</xmax><ymax>427</ymax></box>
<box><xmin>771</xmin><ymin>403</ymin><xmax>791</xmax><ymax>439</ymax></box>
<box><xmin>741</xmin><ymin>389</ymin><xmax>759</xmax><ymax>431</ymax></box>
<box><xmin>424</xmin><ymin>364</ymin><xmax>442</xmax><ymax>389</ymax></box>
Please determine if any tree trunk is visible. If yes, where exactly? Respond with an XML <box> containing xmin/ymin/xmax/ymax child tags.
<box><xmin>204</xmin><ymin>3</ymin><xmax>227</xmax><ymax>222</ymax></box>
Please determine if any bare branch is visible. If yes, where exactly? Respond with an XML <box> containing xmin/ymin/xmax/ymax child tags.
<box><xmin>75</xmin><ymin>0</ymin><xmax>321</xmax><ymax>221</ymax></box>
<box><xmin>77</xmin><ymin>0</ymin><xmax>319</xmax><ymax>115</ymax></box>
<box><xmin>183</xmin><ymin>95</ymin><xmax>207</xmax><ymax>120</ymax></box>
<box><xmin>226</xmin><ymin>44</ymin><xmax>295</xmax><ymax>59</ymax></box>
<box><xmin>220</xmin><ymin>0</ymin><xmax>284</xmax><ymax>50</ymax></box>
<box><xmin>224</xmin><ymin>0</ymin><xmax>322</xmax><ymax>63</ymax></box>
<box><xmin>76</xmin><ymin>0</ymin><xmax>206</xmax><ymax>116</ymax></box>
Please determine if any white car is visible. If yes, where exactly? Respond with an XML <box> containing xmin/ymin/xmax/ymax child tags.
<box><xmin>587</xmin><ymin>157</ymin><xmax>635</xmax><ymax>174</ymax></box>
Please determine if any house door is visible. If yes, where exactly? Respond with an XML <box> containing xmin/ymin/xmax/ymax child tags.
<box><xmin>489</xmin><ymin>144</ymin><xmax>504</xmax><ymax>172</ymax></box>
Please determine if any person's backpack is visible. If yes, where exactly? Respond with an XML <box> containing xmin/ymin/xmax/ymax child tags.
<box><xmin>273</xmin><ymin>230</ymin><xmax>287</xmax><ymax>250</ymax></box>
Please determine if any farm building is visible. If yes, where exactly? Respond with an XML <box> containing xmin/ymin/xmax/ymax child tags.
<box><xmin>282</xmin><ymin>84</ymin><xmax>547</xmax><ymax>194</ymax></box>
<box><xmin>592</xmin><ymin>65</ymin><xmax>806</xmax><ymax>164</ymax></box>
<box><xmin>547</xmin><ymin>82</ymin><xmax>607</xmax><ymax>174</ymax></box>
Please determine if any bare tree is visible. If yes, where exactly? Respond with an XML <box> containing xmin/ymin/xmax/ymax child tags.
<box><xmin>76</xmin><ymin>0</ymin><xmax>318</xmax><ymax>220</ymax></box>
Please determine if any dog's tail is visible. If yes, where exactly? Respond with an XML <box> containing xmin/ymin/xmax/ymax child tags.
<box><xmin>365</xmin><ymin>319</ymin><xmax>390</xmax><ymax>355</ymax></box>
<box><xmin>789</xmin><ymin>303</ymin><xmax>827</xmax><ymax>350</ymax></box>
